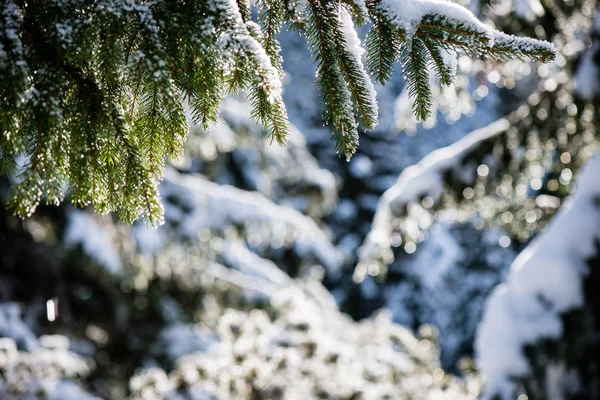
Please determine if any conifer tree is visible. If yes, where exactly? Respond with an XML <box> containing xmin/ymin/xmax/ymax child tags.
<box><xmin>0</xmin><ymin>0</ymin><xmax>555</xmax><ymax>224</ymax></box>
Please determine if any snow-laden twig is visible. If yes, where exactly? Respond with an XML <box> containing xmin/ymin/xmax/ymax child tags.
<box><xmin>357</xmin><ymin>115</ymin><xmax>513</xmax><ymax>276</ymax></box>
<box><xmin>378</xmin><ymin>0</ymin><xmax>492</xmax><ymax>40</ymax></box>
<box><xmin>160</xmin><ymin>168</ymin><xmax>344</xmax><ymax>278</ymax></box>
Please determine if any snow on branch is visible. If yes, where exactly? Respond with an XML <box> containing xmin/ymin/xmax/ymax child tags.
<box><xmin>0</xmin><ymin>0</ymin><xmax>557</xmax><ymax>222</ymax></box>
<box><xmin>130</xmin><ymin>278</ymin><xmax>481</xmax><ymax>399</ymax></box>
<box><xmin>475</xmin><ymin>151</ymin><xmax>600</xmax><ymax>399</ymax></box>
<box><xmin>372</xmin><ymin>0</ymin><xmax>556</xmax><ymax>61</ymax></box>
<box><xmin>355</xmin><ymin>78</ymin><xmax>595</xmax><ymax>279</ymax></box>
<box><xmin>356</xmin><ymin>115</ymin><xmax>514</xmax><ymax>280</ymax></box>
<box><xmin>0</xmin><ymin>326</ymin><xmax>97</xmax><ymax>400</ymax></box>
<box><xmin>155</xmin><ymin>169</ymin><xmax>344</xmax><ymax>278</ymax></box>
<box><xmin>366</xmin><ymin>0</ymin><xmax>556</xmax><ymax>119</ymax></box>
<box><xmin>376</xmin><ymin>0</ymin><xmax>492</xmax><ymax>40</ymax></box>
<box><xmin>186</xmin><ymin>96</ymin><xmax>338</xmax><ymax>220</ymax></box>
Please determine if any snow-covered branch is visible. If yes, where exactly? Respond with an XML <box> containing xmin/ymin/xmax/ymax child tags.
<box><xmin>476</xmin><ymin>151</ymin><xmax>600</xmax><ymax>399</ymax></box>
<box><xmin>356</xmin><ymin>113</ymin><xmax>516</xmax><ymax>279</ymax></box>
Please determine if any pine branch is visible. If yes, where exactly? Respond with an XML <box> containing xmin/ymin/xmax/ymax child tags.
<box><xmin>421</xmin><ymin>37</ymin><xmax>455</xmax><ymax>86</ymax></box>
<box><xmin>259</xmin><ymin>0</ymin><xmax>285</xmax><ymax>75</ymax></box>
<box><xmin>416</xmin><ymin>14</ymin><xmax>493</xmax><ymax>51</ymax></box>
<box><xmin>0</xmin><ymin>0</ymin><xmax>558</xmax><ymax>223</ymax></box>
<box><xmin>337</xmin><ymin>8</ymin><xmax>379</xmax><ymax>131</ymax></box>
<box><xmin>341</xmin><ymin>0</ymin><xmax>369</xmax><ymax>25</ymax></box>
<box><xmin>211</xmin><ymin>0</ymin><xmax>290</xmax><ymax>144</ymax></box>
<box><xmin>305</xmin><ymin>0</ymin><xmax>359</xmax><ymax>158</ymax></box>
<box><xmin>487</xmin><ymin>31</ymin><xmax>556</xmax><ymax>63</ymax></box>
<box><xmin>190</xmin><ymin>52</ymin><xmax>225</xmax><ymax>130</ymax></box>
<box><xmin>399</xmin><ymin>37</ymin><xmax>432</xmax><ymax>121</ymax></box>
<box><xmin>365</xmin><ymin>13</ymin><xmax>400</xmax><ymax>84</ymax></box>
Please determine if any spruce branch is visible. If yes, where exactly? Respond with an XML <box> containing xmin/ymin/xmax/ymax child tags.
<box><xmin>365</xmin><ymin>0</ymin><xmax>556</xmax><ymax>119</ymax></box>
<box><xmin>337</xmin><ymin>8</ymin><xmax>379</xmax><ymax>131</ymax></box>
<box><xmin>305</xmin><ymin>0</ymin><xmax>359</xmax><ymax>158</ymax></box>
<box><xmin>399</xmin><ymin>37</ymin><xmax>432</xmax><ymax>121</ymax></box>
<box><xmin>0</xmin><ymin>0</ymin><xmax>557</xmax><ymax>223</ymax></box>
<box><xmin>365</xmin><ymin>13</ymin><xmax>400</xmax><ymax>84</ymax></box>
<box><xmin>237</xmin><ymin>0</ymin><xmax>252</xmax><ymax>22</ymax></box>
<box><xmin>421</xmin><ymin>37</ymin><xmax>455</xmax><ymax>86</ymax></box>
<box><xmin>341</xmin><ymin>0</ymin><xmax>369</xmax><ymax>25</ymax></box>
<box><xmin>487</xmin><ymin>31</ymin><xmax>556</xmax><ymax>63</ymax></box>
<box><xmin>190</xmin><ymin>54</ymin><xmax>225</xmax><ymax>130</ymax></box>
<box><xmin>259</xmin><ymin>0</ymin><xmax>285</xmax><ymax>75</ymax></box>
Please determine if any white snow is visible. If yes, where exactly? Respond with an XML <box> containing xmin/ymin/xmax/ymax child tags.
<box><xmin>0</xmin><ymin>331</ymin><xmax>96</xmax><ymax>400</ymax></box>
<box><xmin>2</xmin><ymin>1</ymin><xmax>24</xmax><ymax>54</ymax></box>
<box><xmin>64</xmin><ymin>211</ymin><xmax>122</xmax><ymax>275</ymax></box>
<box><xmin>187</xmin><ymin>96</ymin><xmax>338</xmax><ymax>219</ymax></box>
<box><xmin>348</xmin><ymin>0</ymin><xmax>369</xmax><ymax>18</ymax></box>
<box><xmin>154</xmin><ymin>324</ymin><xmax>219</xmax><ymax>362</ymax></box>
<box><xmin>403</xmin><ymin>222</ymin><xmax>463</xmax><ymax>289</ymax></box>
<box><xmin>358</xmin><ymin>117</ymin><xmax>510</xmax><ymax>266</ymax></box>
<box><xmin>440</xmin><ymin>47</ymin><xmax>458</xmax><ymax>81</ymax></box>
<box><xmin>222</xmin><ymin>240</ymin><xmax>291</xmax><ymax>287</ymax></box>
<box><xmin>161</xmin><ymin>169</ymin><xmax>344</xmax><ymax>278</ymax></box>
<box><xmin>210</xmin><ymin>0</ymin><xmax>285</xmax><ymax>107</ymax></box>
<box><xmin>375</xmin><ymin>0</ymin><xmax>555</xmax><ymax>64</ymax></box>
<box><xmin>130</xmin><ymin>278</ymin><xmax>481</xmax><ymax>400</ymax></box>
<box><xmin>129</xmin><ymin>368</ymin><xmax>173</xmax><ymax>395</ymax></box>
<box><xmin>493</xmin><ymin>31</ymin><xmax>557</xmax><ymax>56</ymax></box>
<box><xmin>49</xmin><ymin>381</ymin><xmax>101</xmax><ymax>400</ymax></box>
<box><xmin>0</xmin><ymin>303</ymin><xmax>38</xmax><ymax>351</ymax></box>
<box><xmin>340</xmin><ymin>9</ymin><xmax>378</xmax><ymax>124</ymax></box>
<box><xmin>476</xmin><ymin>152</ymin><xmax>600</xmax><ymax>399</ymax></box>
<box><xmin>55</xmin><ymin>22</ymin><xmax>74</xmax><ymax>47</ymax></box>
<box><xmin>377</xmin><ymin>0</ymin><xmax>492</xmax><ymax>40</ymax></box>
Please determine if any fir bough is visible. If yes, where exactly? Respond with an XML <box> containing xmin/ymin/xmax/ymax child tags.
<box><xmin>0</xmin><ymin>0</ymin><xmax>556</xmax><ymax>224</ymax></box>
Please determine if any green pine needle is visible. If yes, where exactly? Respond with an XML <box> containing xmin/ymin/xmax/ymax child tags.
<box><xmin>0</xmin><ymin>0</ymin><xmax>557</xmax><ymax>223</ymax></box>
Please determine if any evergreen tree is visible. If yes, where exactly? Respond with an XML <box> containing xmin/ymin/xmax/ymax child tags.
<box><xmin>0</xmin><ymin>0</ymin><xmax>554</xmax><ymax>224</ymax></box>
<box><xmin>349</xmin><ymin>0</ymin><xmax>600</xmax><ymax>396</ymax></box>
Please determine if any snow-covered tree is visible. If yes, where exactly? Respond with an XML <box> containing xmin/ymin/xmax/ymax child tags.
<box><xmin>477</xmin><ymin>152</ymin><xmax>600</xmax><ymax>399</ymax></box>
<box><xmin>1</xmin><ymin>0</ymin><xmax>599</xmax><ymax>399</ymax></box>
<box><xmin>351</xmin><ymin>0</ymin><xmax>600</xmax><ymax>397</ymax></box>
<box><xmin>0</xmin><ymin>103</ymin><xmax>481</xmax><ymax>398</ymax></box>
<box><xmin>0</xmin><ymin>0</ymin><xmax>554</xmax><ymax>224</ymax></box>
